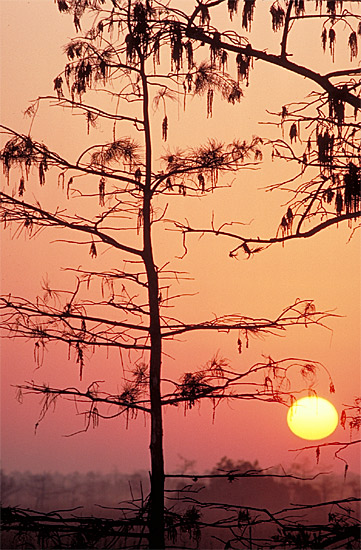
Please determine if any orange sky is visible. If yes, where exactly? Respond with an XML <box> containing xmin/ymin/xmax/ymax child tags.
<box><xmin>1</xmin><ymin>0</ymin><xmax>360</xmax><ymax>477</ymax></box>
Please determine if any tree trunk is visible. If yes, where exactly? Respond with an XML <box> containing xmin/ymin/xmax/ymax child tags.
<box><xmin>141</xmin><ymin>56</ymin><xmax>165</xmax><ymax>549</ymax></box>
<box><xmin>144</xmin><ymin>197</ymin><xmax>165</xmax><ymax>550</ymax></box>
<box><xmin>147</xmin><ymin>269</ymin><xmax>165</xmax><ymax>550</ymax></box>
<box><xmin>143</xmin><ymin>214</ymin><xmax>164</xmax><ymax>548</ymax></box>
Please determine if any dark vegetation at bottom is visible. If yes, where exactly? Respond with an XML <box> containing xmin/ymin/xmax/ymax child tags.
<box><xmin>1</xmin><ymin>458</ymin><xmax>360</xmax><ymax>549</ymax></box>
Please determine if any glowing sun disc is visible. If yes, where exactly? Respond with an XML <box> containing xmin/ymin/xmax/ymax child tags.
<box><xmin>287</xmin><ymin>396</ymin><xmax>338</xmax><ymax>440</ymax></box>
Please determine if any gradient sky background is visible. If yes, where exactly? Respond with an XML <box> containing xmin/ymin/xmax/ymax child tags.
<box><xmin>1</xmin><ymin>0</ymin><xmax>360</xmax><ymax>477</ymax></box>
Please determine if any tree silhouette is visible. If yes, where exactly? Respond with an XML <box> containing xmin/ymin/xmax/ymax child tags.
<box><xmin>1</xmin><ymin>1</ymin><xmax>360</xmax><ymax>548</ymax></box>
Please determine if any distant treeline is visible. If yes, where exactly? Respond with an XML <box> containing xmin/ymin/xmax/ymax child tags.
<box><xmin>2</xmin><ymin>457</ymin><xmax>360</xmax><ymax>513</ymax></box>
<box><xmin>1</xmin><ymin>468</ymin><xmax>149</xmax><ymax>514</ymax></box>
<box><xmin>1</xmin><ymin>458</ymin><xmax>360</xmax><ymax>549</ymax></box>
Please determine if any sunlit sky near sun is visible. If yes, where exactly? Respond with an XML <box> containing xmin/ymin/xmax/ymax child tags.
<box><xmin>0</xmin><ymin>0</ymin><xmax>360</xmax><ymax>477</ymax></box>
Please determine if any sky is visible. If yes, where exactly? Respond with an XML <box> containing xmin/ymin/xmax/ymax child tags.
<box><xmin>1</xmin><ymin>0</ymin><xmax>360</xmax><ymax>478</ymax></box>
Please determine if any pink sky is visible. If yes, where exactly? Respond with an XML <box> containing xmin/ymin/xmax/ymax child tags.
<box><xmin>1</xmin><ymin>0</ymin><xmax>360</xmax><ymax>477</ymax></box>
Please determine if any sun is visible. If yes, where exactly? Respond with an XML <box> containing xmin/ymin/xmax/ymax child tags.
<box><xmin>287</xmin><ymin>396</ymin><xmax>338</xmax><ymax>440</ymax></box>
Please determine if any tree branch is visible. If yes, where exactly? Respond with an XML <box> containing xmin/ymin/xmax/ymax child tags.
<box><xmin>185</xmin><ymin>27</ymin><xmax>361</xmax><ymax>110</ymax></box>
<box><xmin>0</xmin><ymin>192</ymin><xmax>144</xmax><ymax>258</ymax></box>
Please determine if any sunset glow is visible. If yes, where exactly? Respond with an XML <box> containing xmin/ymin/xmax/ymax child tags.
<box><xmin>0</xmin><ymin>0</ymin><xmax>360</xmax><ymax>478</ymax></box>
<box><xmin>287</xmin><ymin>396</ymin><xmax>339</xmax><ymax>441</ymax></box>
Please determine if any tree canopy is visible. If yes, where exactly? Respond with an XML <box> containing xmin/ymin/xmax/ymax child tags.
<box><xmin>1</xmin><ymin>1</ymin><xmax>360</xmax><ymax>548</ymax></box>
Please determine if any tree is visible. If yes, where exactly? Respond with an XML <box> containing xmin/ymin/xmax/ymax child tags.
<box><xmin>1</xmin><ymin>1</ymin><xmax>360</xmax><ymax>548</ymax></box>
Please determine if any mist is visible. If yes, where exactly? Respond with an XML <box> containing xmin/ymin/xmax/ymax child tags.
<box><xmin>2</xmin><ymin>456</ymin><xmax>360</xmax><ymax>549</ymax></box>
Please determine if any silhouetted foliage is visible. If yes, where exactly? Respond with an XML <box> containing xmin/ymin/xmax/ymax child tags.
<box><xmin>1</xmin><ymin>461</ymin><xmax>360</xmax><ymax>548</ymax></box>
<box><xmin>1</xmin><ymin>1</ymin><xmax>361</xmax><ymax>548</ymax></box>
